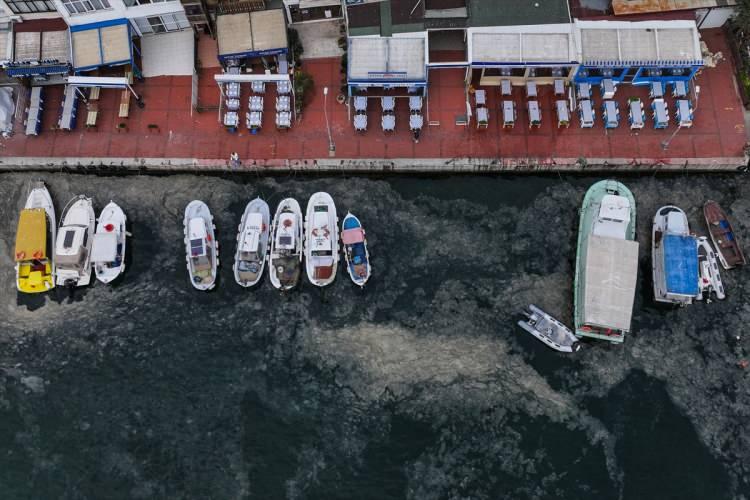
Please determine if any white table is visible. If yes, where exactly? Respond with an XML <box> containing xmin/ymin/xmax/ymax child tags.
<box><xmin>676</xmin><ymin>99</ymin><xmax>693</xmax><ymax>128</ymax></box>
<box><xmin>629</xmin><ymin>100</ymin><xmax>645</xmax><ymax>130</ymax></box>
<box><xmin>353</xmin><ymin>113</ymin><xmax>367</xmax><ymax>131</ymax></box>
<box><xmin>276</xmin><ymin>95</ymin><xmax>290</xmax><ymax>112</ymax></box>
<box><xmin>526</xmin><ymin>81</ymin><xmax>537</xmax><ymax>98</ymax></box>
<box><xmin>527</xmin><ymin>100</ymin><xmax>541</xmax><ymax>127</ymax></box>
<box><xmin>650</xmin><ymin>81</ymin><xmax>664</xmax><ymax>99</ymax></box>
<box><xmin>410</xmin><ymin>113</ymin><xmax>423</xmax><ymax>131</ymax></box>
<box><xmin>246</xmin><ymin>111</ymin><xmax>262</xmax><ymax>129</ymax></box>
<box><xmin>226</xmin><ymin>98</ymin><xmax>240</xmax><ymax>111</ymax></box>
<box><xmin>475</xmin><ymin>90</ymin><xmax>486</xmax><ymax>106</ymax></box>
<box><xmin>276</xmin><ymin>111</ymin><xmax>291</xmax><ymax>129</ymax></box>
<box><xmin>601</xmin><ymin>79</ymin><xmax>616</xmax><ymax>99</ymax></box>
<box><xmin>501</xmin><ymin>79</ymin><xmax>512</xmax><ymax>96</ymax></box>
<box><xmin>249</xmin><ymin>95</ymin><xmax>264</xmax><ymax>112</ymax></box>
<box><xmin>554</xmin><ymin>79</ymin><xmax>565</xmax><ymax>96</ymax></box>
<box><xmin>652</xmin><ymin>99</ymin><xmax>669</xmax><ymax>128</ymax></box>
<box><xmin>381</xmin><ymin>96</ymin><xmax>396</xmax><ymax>112</ymax></box>
<box><xmin>603</xmin><ymin>100</ymin><xmax>619</xmax><ymax>128</ymax></box>
<box><xmin>224</xmin><ymin>111</ymin><xmax>239</xmax><ymax>128</ymax></box>
<box><xmin>577</xmin><ymin>83</ymin><xmax>591</xmax><ymax>100</ymax></box>
<box><xmin>502</xmin><ymin>100</ymin><xmax>515</xmax><ymax>127</ymax></box>
<box><xmin>409</xmin><ymin>95</ymin><xmax>423</xmax><ymax>112</ymax></box>
<box><xmin>579</xmin><ymin>100</ymin><xmax>594</xmax><ymax>128</ymax></box>
<box><xmin>276</xmin><ymin>80</ymin><xmax>290</xmax><ymax>95</ymax></box>
<box><xmin>476</xmin><ymin>107</ymin><xmax>489</xmax><ymax>128</ymax></box>
<box><xmin>226</xmin><ymin>82</ymin><xmax>240</xmax><ymax>99</ymax></box>
<box><xmin>556</xmin><ymin>100</ymin><xmax>569</xmax><ymax>127</ymax></box>
<box><xmin>673</xmin><ymin>80</ymin><xmax>688</xmax><ymax>98</ymax></box>
<box><xmin>251</xmin><ymin>81</ymin><xmax>265</xmax><ymax>94</ymax></box>
<box><xmin>382</xmin><ymin>114</ymin><xmax>395</xmax><ymax>131</ymax></box>
<box><xmin>354</xmin><ymin>96</ymin><xmax>367</xmax><ymax>112</ymax></box>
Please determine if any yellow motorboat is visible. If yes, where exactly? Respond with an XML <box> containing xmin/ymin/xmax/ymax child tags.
<box><xmin>15</xmin><ymin>182</ymin><xmax>56</xmax><ymax>293</ymax></box>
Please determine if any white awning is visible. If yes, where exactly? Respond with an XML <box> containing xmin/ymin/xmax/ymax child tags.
<box><xmin>141</xmin><ymin>30</ymin><xmax>195</xmax><ymax>77</ymax></box>
<box><xmin>348</xmin><ymin>36</ymin><xmax>427</xmax><ymax>84</ymax></box>
<box><xmin>217</xmin><ymin>9</ymin><xmax>288</xmax><ymax>62</ymax></box>
<box><xmin>469</xmin><ymin>25</ymin><xmax>577</xmax><ymax>65</ymax></box>
<box><xmin>583</xmin><ymin>235</ymin><xmax>639</xmax><ymax>332</ymax></box>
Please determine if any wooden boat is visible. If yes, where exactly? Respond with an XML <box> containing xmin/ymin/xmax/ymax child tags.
<box><xmin>703</xmin><ymin>201</ymin><xmax>745</xmax><ymax>270</ymax></box>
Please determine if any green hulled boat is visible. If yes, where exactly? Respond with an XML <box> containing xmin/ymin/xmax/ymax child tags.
<box><xmin>574</xmin><ymin>180</ymin><xmax>639</xmax><ymax>344</ymax></box>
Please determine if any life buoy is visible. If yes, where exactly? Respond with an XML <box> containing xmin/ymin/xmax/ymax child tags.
<box><xmin>33</xmin><ymin>250</ymin><xmax>43</xmax><ymax>259</ymax></box>
<box><xmin>105</xmin><ymin>223</ymin><xmax>114</xmax><ymax>232</ymax></box>
<box><xmin>15</xmin><ymin>251</ymin><xmax>25</xmax><ymax>260</ymax></box>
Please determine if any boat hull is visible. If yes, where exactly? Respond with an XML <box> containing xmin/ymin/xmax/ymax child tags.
<box><xmin>573</xmin><ymin>180</ymin><xmax>637</xmax><ymax>344</ymax></box>
<box><xmin>269</xmin><ymin>198</ymin><xmax>303</xmax><ymax>291</ymax></box>
<box><xmin>703</xmin><ymin>201</ymin><xmax>745</xmax><ymax>270</ymax></box>
<box><xmin>341</xmin><ymin>212</ymin><xmax>371</xmax><ymax>287</ymax></box>
<box><xmin>304</xmin><ymin>192</ymin><xmax>339</xmax><ymax>287</ymax></box>
<box><xmin>55</xmin><ymin>196</ymin><xmax>95</xmax><ymax>288</ymax></box>
<box><xmin>16</xmin><ymin>182</ymin><xmax>56</xmax><ymax>293</ymax></box>
<box><xmin>233</xmin><ymin>198</ymin><xmax>270</xmax><ymax>287</ymax></box>
<box><xmin>184</xmin><ymin>200</ymin><xmax>218</xmax><ymax>291</ymax></box>
<box><xmin>94</xmin><ymin>201</ymin><xmax>127</xmax><ymax>284</ymax></box>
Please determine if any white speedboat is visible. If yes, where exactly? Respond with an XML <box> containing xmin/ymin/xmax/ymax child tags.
<box><xmin>268</xmin><ymin>198</ymin><xmax>303</xmax><ymax>290</ymax></box>
<box><xmin>697</xmin><ymin>236</ymin><xmax>725</xmax><ymax>301</ymax></box>
<box><xmin>184</xmin><ymin>200</ymin><xmax>218</xmax><ymax>291</ymax></box>
<box><xmin>55</xmin><ymin>195</ymin><xmax>95</xmax><ymax>288</ymax></box>
<box><xmin>304</xmin><ymin>192</ymin><xmax>339</xmax><ymax>287</ymax></box>
<box><xmin>341</xmin><ymin>212</ymin><xmax>371</xmax><ymax>287</ymax></box>
<box><xmin>652</xmin><ymin>206</ymin><xmax>700</xmax><ymax>305</ymax></box>
<box><xmin>92</xmin><ymin>201</ymin><xmax>127</xmax><ymax>284</ymax></box>
<box><xmin>234</xmin><ymin>197</ymin><xmax>270</xmax><ymax>287</ymax></box>
<box><xmin>15</xmin><ymin>181</ymin><xmax>56</xmax><ymax>293</ymax></box>
<box><xmin>518</xmin><ymin>304</ymin><xmax>581</xmax><ymax>353</ymax></box>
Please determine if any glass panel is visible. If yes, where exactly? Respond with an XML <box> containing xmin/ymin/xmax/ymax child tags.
<box><xmin>14</xmin><ymin>2</ymin><xmax>32</xmax><ymax>12</ymax></box>
<box><xmin>148</xmin><ymin>16</ymin><xmax>167</xmax><ymax>33</ymax></box>
<box><xmin>63</xmin><ymin>2</ymin><xmax>76</xmax><ymax>14</ymax></box>
<box><xmin>34</xmin><ymin>1</ymin><xmax>48</xmax><ymax>10</ymax></box>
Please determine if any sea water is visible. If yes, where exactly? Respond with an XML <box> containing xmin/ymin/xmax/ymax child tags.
<box><xmin>0</xmin><ymin>172</ymin><xmax>748</xmax><ymax>499</ymax></box>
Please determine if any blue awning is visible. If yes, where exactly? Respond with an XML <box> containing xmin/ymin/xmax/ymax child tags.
<box><xmin>70</xmin><ymin>18</ymin><xmax>132</xmax><ymax>72</ymax></box>
<box><xmin>6</xmin><ymin>64</ymin><xmax>69</xmax><ymax>77</ymax></box>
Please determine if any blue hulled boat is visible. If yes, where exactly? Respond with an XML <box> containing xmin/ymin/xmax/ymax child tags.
<box><xmin>341</xmin><ymin>213</ymin><xmax>371</xmax><ymax>287</ymax></box>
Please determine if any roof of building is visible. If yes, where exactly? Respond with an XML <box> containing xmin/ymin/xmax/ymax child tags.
<box><xmin>348</xmin><ymin>36</ymin><xmax>427</xmax><ymax>83</ymax></box>
<box><xmin>575</xmin><ymin>19</ymin><xmax>702</xmax><ymax>66</ymax></box>
<box><xmin>347</xmin><ymin>0</ymin><xmax>571</xmax><ymax>36</ymax></box>
<box><xmin>216</xmin><ymin>10</ymin><xmax>288</xmax><ymax>61</ymax></box>
<box><xmin>612</xmin><ymin>0</ymin><xmax>736</xmax><ymax>16</ymax></box>
<box><xmin>469</xmin><ymin>24</ymin><xmax>576</xmax><ymax>65</ymax></box>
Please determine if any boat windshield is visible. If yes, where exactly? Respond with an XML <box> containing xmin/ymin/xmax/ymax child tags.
<box><xmin>190</xmin><ymin>238</ymin><xmax>205</xmax><ymax>257</ymax></box>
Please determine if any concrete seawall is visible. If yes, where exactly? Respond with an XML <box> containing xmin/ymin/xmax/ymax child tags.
<box><xmin>0</xmin><ymin>156</ymin><xmax>747</xmax><ymax>173</ymax></box>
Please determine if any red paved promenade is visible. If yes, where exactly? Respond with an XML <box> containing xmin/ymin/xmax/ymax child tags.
<box><xmin>0</xmin><ymin>28</ymin><xmax>746</xmax><ymax>167</ymax></box>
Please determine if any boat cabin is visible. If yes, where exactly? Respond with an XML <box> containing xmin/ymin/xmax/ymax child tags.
<box><xmin>91</xmin><ymin>232</ymin><xmax>119</xmax><ymax>268</ymax></box>
<box><xmin>55</xmin><ymin>226</ymin><xmax>89</xmax><ymax>271</ymax></box>
<box><xmin>592</xmin><ymin>194</ymin><xmax>631</xmax><ymax>240</ymax></box>
<box><xmin>239</xmin><ymin>213</ymin><xmax>263</xmax><ymax>261</ymax></box>
<box><xmin>665</xmin><ymin>210</ymin><xmax>687</xmax><ymax>234</ymax></box>
<box><xmin>188</xmin><ymin>218</ymin><xmax>211</xmax><ymax>269</ymax></box>
<box><xmin>310</xmin><ymin>209</ymin><xmax>334</xmax><ymax>279</ymax></box>
<box><xmin>276</xmin><ymin>212</ymin><xmax>297</xmax><ymax>251</ymax></box>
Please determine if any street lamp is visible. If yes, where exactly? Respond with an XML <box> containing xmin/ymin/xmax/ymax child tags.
<box><xmin>323</xmin><ymin>86</ymin><xmax>335</xmax><ymax>157</ymax></box>
<box><xmin>661</xmin><ymin>84</ymin><xmax>700</xmax><ymax>151</ymax></box>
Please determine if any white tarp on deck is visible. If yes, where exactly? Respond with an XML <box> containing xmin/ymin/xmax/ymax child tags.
<box><xmin>583</xmin><ymin>235</ymin><xmax>639</xmax><ymax>332</ymax></box>
<box><xmin>141</xmin><ymin>30</ymin><xmax>195</xmax><ymax>77</ymax></box>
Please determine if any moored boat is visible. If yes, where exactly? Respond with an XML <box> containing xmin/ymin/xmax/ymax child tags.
<box><xmin>574</xmin><ymin>180</ymin><xmax>638</xmax><ymax>344</ymax></box>
<box><xmin>55</xmin><ymin>195</ymin><xmax>95</xmax><ymax>288</ymax></box>
<box><xmin>697</xmin><ymin>236</ymin><xmax>725</xmax><ymax>301</ymax></box>
<box><xmin>233</xmin><ymin>197</ymin><xmax>270</xmax><ymax>287</ymax></box>
<box><xmin>304</xmin><ymin>192</ymin><xmax>339</xmax><ymax>287</ymax></box>
<box><xmin>269</xmin><ymin>198</ymin><xmax>303</xmax><ymax>291</ymax></box>
<box><xmin>652</xmin><ymin>206</ymin><xmax>699</xmax><ymax>305</ymax></box>
<box><xmin>703</xmin><ymin>201</ymin><xmax>745</xmax><ymax>270</ymax></box>
<box><xmin>184</xmin><ymin>200</ymin><xmax>218</xmax><ymax>291</ymax></box>
<box><xmin>15</xmin><ymin>181</ymin><xmax>56</xmax><ymax>293</ymax></box>
<box><xmin>341</xmin><ymin>212</ymin><xmax>371</xmax><ymax>287</ymax></box>
<box><xmin>92</xmin><ymin>201</ymin><xmax>127</xmax><ymax>284</ymax></box>
<box><xmin>517</xmin><ymin>304</ymin><xmax>581</xmax><ymax>353</ymax></box>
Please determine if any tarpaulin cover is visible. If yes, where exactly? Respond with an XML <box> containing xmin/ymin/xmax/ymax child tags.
<box><xmin>664</xmin><ymin>234</ymin><xmax>699</xmax><ymax>295</ymax></box>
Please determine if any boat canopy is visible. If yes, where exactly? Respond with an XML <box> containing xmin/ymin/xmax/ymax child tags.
<box><xmin>188</xmin><ymin>217</ymin><xmax>207</xmax><ymax>239</ymax></box>
<box><xmin>342</xmin><ymin>228</ymin><xmax>365</xmax><ymax>245</ymax></box>
<box><xmin>593</xmin><ymin>194</ymin><xmax>630</xmax><ymax>239</ymax></box>
<box><xmin>91</xmin><ymin>232</ymin><xmax>117</xmax><ymax>263</ymax></box>
<box><xmin>664</xmin><ymin>234</ymin><xmax>699</xmax><ymax>296</ymax></box>
<box><xmin>15</xmin><ymin>209</ymin><xmax>47</xmax><ymax>261</ymax></box>
<box><xmin>583</xmin><ymin>235</ymin><xmax>639</xmax><ymax>332</ymax></box>
<box><xmin>666</xmin><ymin>211</ymin><xmax>687</xmax><ymax>234</ymax></box>
<box><xmin>240</xmin><ymin>214</ymin><xmax>262</xmax><ymax>253</ymax></box>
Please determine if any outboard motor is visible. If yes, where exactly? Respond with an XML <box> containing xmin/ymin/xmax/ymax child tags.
<box><xmin>412</xmin><ymin>128</ymin><xmax>421</xmax><ymax>143</ymax></box>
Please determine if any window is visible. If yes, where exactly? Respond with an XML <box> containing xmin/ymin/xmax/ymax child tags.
<box><xmin>61</xmin><ymin>0</ymin><xmax>111</xmax><ymax>14</ymax></box>
<box><xmin>134</xmin><ymin>13</ymin><xmax>190</xmax><ymax>34</ymax></box>
<box><xmin>123</xmin><ymin>0</ymin><xmax>168</xmax><ymax>6</ymax></box>
<box><xmin>5</xmin><ymin>0</ymin><xmax>56</xmax><ymax>13</ymax></box>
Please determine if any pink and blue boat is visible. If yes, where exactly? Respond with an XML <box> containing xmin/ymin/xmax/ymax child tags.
<box><xmin>341</xmin><ymin>213</ymin><xmax>371</xmax><ymax>287</ymax></box>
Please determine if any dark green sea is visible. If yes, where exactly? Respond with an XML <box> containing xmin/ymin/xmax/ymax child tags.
<box><xmin>1</xmin><ymin>172</ymin><xmax>749</xmax><ymax>499</ymax></box>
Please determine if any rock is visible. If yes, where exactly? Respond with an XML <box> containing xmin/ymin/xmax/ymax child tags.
<box><xmin>20</xmin><ymin>375</ymin><xmax>45</xmax><ymax>394</ymax></box>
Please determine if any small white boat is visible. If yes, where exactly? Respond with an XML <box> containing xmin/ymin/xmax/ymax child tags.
<box><xmin>55</xmin><ymin>195</ymin><xmax>95</xmax><ymax>288</ymax></box>
<box><xmin>92</xmin><ymin>201</ymin><xmax>127</xmax><ymax>284</ymax></box>
<box><xmin>517</xmin><ymin>304</ymin><xmax>581</xmax><ymax>353</ymax></box>
<box><xmin>696</xmin><ymin>236</ymin><xmax>725</xmax><ymax>301</ymax></box>
<box><xmin>341</xmin><ymin>212</ymin><xmax>371</xmax><ymax>287</ymax></box>
<box><xmin>304</xmin><ymin>192</ymin><xmax>339</xmax><ymax>287</ymax></box>
<box><xmin>15</xmin><ymin>181</ymin><xmax>56</xmax><ymax>293</ymax></box>
<box><xmin>184</xmin><ymin>200</ymin><xmax>218</xmax><ymax>291</ymax></box>
<box><xmin>269</xmin><ymin>198</ymin><xmax>303</xmax><ymax>291</ymax></box>
<box><xmin>233</xmin><ymin>197</ymin><xmax>270</xmax><ymax>287</ymax></box>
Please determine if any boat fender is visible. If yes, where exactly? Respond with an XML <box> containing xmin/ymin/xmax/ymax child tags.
<box><xmin>193</xmin><ymin>275</ymin><xmax>202</xmax><ymax>284</ymax></box>
<box><xmin>33</xmin><ymin>250</ymin><xmax>43</xmax><ymax>259</ymax></box>
<box><xmin>277</xmin><ymin>265</ymin><xmax>285</xmax><ymax>274</ymax></box>
<box><xmin>16</xmin><ymin>251</ymin><xmax>25</xmax><ymax>259</ymax></box>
